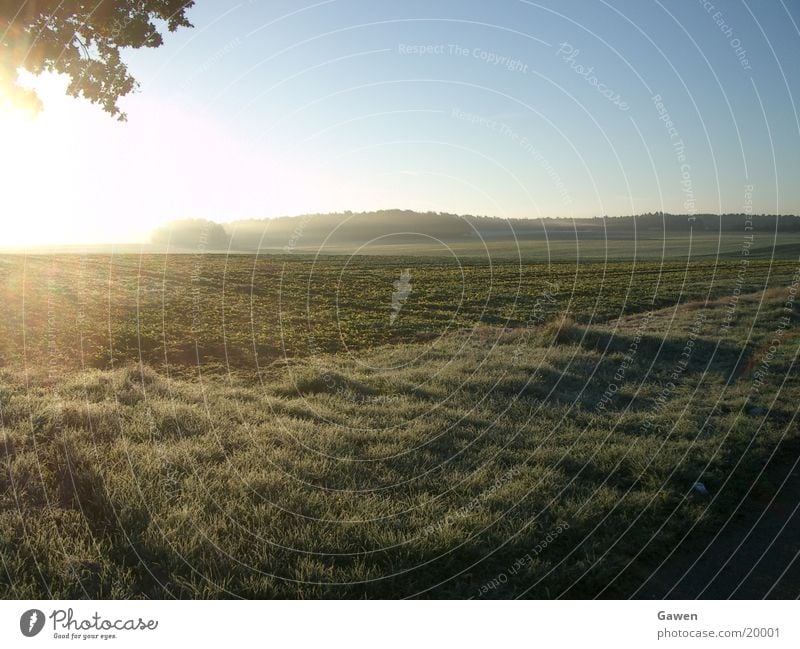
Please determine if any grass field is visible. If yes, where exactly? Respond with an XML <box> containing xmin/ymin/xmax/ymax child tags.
<box><xmin>1</xmin><ymin>242</ymin><xmax>799</xmax><ymax>598</ymax></box>
<box><xmin>252</xmin><ymin>231</ymin><xmax>800</xmax><ymax>262</ymax></box>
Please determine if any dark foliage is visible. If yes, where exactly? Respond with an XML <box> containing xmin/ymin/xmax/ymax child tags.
<box><xmin>0</xmin><ymin>0</ymin><xmax>194</xmax><ymax>119</ymax></box>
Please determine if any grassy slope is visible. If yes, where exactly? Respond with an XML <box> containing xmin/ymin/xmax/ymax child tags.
<box><xmin>1</xmin><ymin>281</ymin><xmax>797</xmax><ymax>598</ymax></box>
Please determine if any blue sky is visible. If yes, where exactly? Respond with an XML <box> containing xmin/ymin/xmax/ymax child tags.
<box><xmin>3</xmin><ymin>0</ymin><xmax>799</xmax><ymax>244</ymax></box>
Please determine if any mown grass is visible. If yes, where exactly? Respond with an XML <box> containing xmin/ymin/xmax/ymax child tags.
<box><xmin>1</xmin><ymin>268</ymin><xmax>797</xmax><ymax>598</ymax></box>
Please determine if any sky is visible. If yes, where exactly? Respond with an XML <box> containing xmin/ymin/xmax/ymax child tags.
<box><xmin>1</xmin><ymin>0</ymin><xmax>799</xmax><ymax>246</ymax></box>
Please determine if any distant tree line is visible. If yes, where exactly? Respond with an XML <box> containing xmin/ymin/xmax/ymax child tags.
<box><xmin>595</xmin><ymin>212</ymin><xmax>800</xmax><ymax>232</ymax></box>
<box><xmin>150</xmin><ymin>211</ymin><xmax>800</xmax><ymax>251</ymax></box>
<box><xmin>150</xmin><ymin>219</ymin><xmax>230</xmax><ymax>250</ymax></box>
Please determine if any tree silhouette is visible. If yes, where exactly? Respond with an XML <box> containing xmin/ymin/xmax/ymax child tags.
<box><xmin>0</xmin><ymin>1</ymin><xmax>194</xmax><ymax>120</ymax></box>
<box><xmin>151</xmin><ymin>219</ymin><xmax>230</xmax><ymax>251</ymax></box>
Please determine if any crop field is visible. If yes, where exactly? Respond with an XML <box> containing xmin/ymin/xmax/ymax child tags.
<box><xmin>1</xmin><ymin>248</ymin><xmax>797</xmax><ymax>372</ymax></box>
<box><xmin>1</xmin><ymin>247</ymin><xmax>799</xmax><ymax>598</ymax></box>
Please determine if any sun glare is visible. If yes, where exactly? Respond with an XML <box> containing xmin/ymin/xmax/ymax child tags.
<box><xmin>0</xmin><ymin>104</ymin><xmax>45</xmax><ymax>248</ymax></box>
<box><xmin>0</xmin><ymin>76</ymin><xmax>107</xmax><ymax>249</ymax></box>
<box><xmin>0</xmin><ymin>107</ymin><xmax>67</xmax><ymax>248</ymax></box>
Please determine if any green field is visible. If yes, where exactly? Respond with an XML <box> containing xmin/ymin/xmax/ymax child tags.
<box><xmin>2</xmin><ymin>234</ymin><xmax>798</xmax><ymax>372</ymax></box>
<box><xmin>253</xmin><ymin>231</ymin><xmax>800</xmax><ymax>262</ymax></box>
<box><xmin>1</xmin><ymin>242</ymin><xmax>799</xmax><ymax>598</ymax></box>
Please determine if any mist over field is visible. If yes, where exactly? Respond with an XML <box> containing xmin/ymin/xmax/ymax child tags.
<box><xmin>146</xmin><ymin>211</ymin><xmax>800</xmax><ymax>255</ymax></box>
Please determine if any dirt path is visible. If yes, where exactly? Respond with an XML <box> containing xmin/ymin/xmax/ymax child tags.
<box><xmin>637</xmin><ymin>439</ymin><xmax>800</xmax><ymax>599</ymax></box>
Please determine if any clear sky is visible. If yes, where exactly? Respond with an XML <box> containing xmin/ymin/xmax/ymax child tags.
<box><xmin>2</xmin><ymin>0</ymin><xmax>799</xmax><ymax>245</ymax></box>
